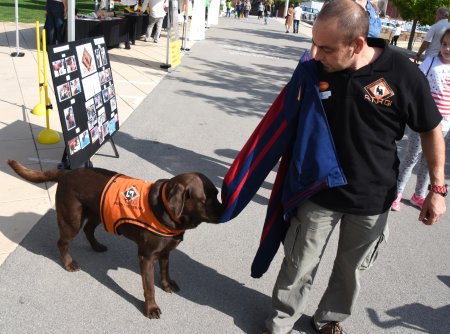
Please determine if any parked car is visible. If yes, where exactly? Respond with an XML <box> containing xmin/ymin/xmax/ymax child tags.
<box><xmin>380</xmin><ymin>18</ymin><xmax>397</xmax><ymax>30</ymax></box>
<box><xmin>301</xmin><ymin>6</ymin><xmax>319</xmax><ymax>24</ymax></box>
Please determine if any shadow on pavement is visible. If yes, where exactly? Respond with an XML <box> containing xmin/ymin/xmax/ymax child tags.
<box><xmin>9</xmin><ymin>209</ymin><xmax>273</xmax><ymax>333</ymax></box>
<box><xmin>366</xmin><ymin>303</ymin><xmax>450</xmax><ymax>332</ymax></box>
<box><xmin>112</xmin><ymin>131</ymin><xmax>273</xmax><ymax>206</ymax></box>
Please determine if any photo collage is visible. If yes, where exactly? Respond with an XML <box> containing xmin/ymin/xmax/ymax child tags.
<box><xmin>48</xmin><ymin>37</ymin><xmax>120</xmax><ymax>167</ymax></box>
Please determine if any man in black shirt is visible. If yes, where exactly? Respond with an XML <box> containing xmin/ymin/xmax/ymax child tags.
<box><xmin>263</xmin><ymin>1</ymin><xmax>446</xmax><ymax>334</ymax></box>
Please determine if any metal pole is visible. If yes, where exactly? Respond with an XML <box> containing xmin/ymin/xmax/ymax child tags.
<box><xmin>11</xmin><ymin>0</ymin><xmax>25</xmax><ymax>57</ymax></box>
<box><xmin>68</xmin><ymin>0</ymin><xmax>76</xmax><ymax>42</ymax></box>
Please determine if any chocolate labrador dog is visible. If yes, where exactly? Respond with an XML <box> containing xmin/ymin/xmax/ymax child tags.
<box><xmin>7</xmin><ymin>160</ymin><xmax>223</xmax><ymax>319</ymax></box>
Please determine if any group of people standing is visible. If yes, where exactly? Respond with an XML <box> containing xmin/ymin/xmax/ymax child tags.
<box><xmin>229</xmin><ymin>0</ymin><xmax>271</xmax><ymax>22</ymax></box>
<box><xmin>284</xmin><ymin>2</ymin><xmax>302</xmax><ymax>33</ymax></box>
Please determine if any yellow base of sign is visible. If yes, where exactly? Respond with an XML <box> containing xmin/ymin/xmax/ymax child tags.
<box><xmin>38</xmin><ymin>128</ymin><xmax>60</xmax><ymax>145</ymax></box>
<box><xmin>32</xmin><ymin>103</ymin><xmax>46</xmax><ymax>116</ymax></box>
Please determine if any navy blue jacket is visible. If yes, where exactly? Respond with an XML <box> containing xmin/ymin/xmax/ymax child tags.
<box><xmin>220</xmin><ymin>56</ymin><xmax>347</xmax><ymax>278</ymax></box>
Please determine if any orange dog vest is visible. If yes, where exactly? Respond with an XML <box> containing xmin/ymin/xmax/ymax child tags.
<box><xmin>100</xmin><ymin>174</ymin><xmax>184</xmax><ymax>237</ymax></box>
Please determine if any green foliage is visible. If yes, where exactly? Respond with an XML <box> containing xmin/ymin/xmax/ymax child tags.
<box><xmin>391</xmin><ymin>0</ymin><xmax>450</xmax><ymax>25</ymax></box>
<box><xmin>0</xmin><ymin>0</ymin><xmax>100</xmax><ymax>23</ymax></box>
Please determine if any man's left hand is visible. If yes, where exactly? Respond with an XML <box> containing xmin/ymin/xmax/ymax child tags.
<box><xmin>419</xmin><ymin>192</ymin><xmax>446</xmax><ymax>225</ymax></box>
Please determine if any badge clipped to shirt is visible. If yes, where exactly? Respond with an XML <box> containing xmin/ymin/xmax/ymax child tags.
<box><xmin>319</xmin><ymin>81</ymin><xmax>331</xmax><ymax>100</ymax></box>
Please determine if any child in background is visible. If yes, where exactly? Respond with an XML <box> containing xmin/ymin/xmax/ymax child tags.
<box><xmin>391</xmin><ymin>28</ymin><xmax>450</xmax><ymax>211</ymax></box>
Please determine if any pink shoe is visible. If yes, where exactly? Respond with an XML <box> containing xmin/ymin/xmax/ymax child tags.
<box><xmin>409</xmin><ymin>193</ymin><xmax>425</xmax><ymax>209</ymax></box>
<box><xmin>391</xmin><ymin>194</ymin><xmax>402</xmax><ymax>211</ymax></box>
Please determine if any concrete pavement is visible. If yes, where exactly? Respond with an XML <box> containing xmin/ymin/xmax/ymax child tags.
<box><xmin>0</xmin><ymin>20</ymin><xmax>172</xmax><ymax>266</ymax></box>
<box><xmin>1</xmin><ymin>15</ymin><xmax>449</xmax><ymax>334</ymax></box>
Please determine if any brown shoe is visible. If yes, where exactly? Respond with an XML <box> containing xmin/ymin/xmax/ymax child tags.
<box><xmin>318</xmin><ymin>321</ymin><xmax>346</xmax><ymax>334</ymax></box>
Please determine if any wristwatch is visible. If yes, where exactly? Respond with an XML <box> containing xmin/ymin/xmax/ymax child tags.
<box><xmin>428</xmin><ymin>184</ymin><xmax>448</xmax><ymax>197</ymax></box>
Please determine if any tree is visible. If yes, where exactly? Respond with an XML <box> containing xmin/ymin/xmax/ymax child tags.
<box><xmin>391</xmin><ymin>0</ymin><xmax>450</xmax><ymax>50</ymax></box>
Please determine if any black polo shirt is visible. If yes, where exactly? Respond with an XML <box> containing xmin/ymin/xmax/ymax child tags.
<box><xmin>310</xmin><ymin>38</ymin><xmax>442</xmax><ymax>215</ymax></box>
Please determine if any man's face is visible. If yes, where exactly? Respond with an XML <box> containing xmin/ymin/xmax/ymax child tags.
<box><xmin>312</xmin><ymin>19</ymin><xmax>357</xmax><ymax>72</ymax></box>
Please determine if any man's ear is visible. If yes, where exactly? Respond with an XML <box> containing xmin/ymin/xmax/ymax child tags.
<box><xmin>354</xmin><ymin>36</ymin><xmax>365</xmax><ymax>54</ymax></box>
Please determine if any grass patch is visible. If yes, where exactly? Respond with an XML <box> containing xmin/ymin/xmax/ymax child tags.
<box><xmin>0</xmin><ymin>0</ymin><xmax>101</xmax><ymax>23</ymax></box>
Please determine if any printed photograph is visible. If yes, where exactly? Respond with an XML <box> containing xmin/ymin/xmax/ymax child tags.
<box><xmin>52</xmin><ymin>59</ymin><xmax>66</xmax><ymax>77</ymax></box>
<box><xmin>98</xmin><ymin>108</ymin><xmax>106</xmax><ymax>125</ymax></box>
<box><xmin>98</xmin><ymin>70</ymin><xmax>107</xmax><ymax>85</ymax></box>
<box><xmin>68</xmin><ymin>136</ymin><xmax>81</xmax><ymax>155</ymax></box>
<box><xmin>81</xmin><ymin>72</ymin><xmax>102</xmax><ymax>101</ymax></box>
<box><xmin>100</xmin><ymin>47</ymin><xmax>107</xmax><ymax>66</ymax></box>
<box><xmin>90</xmin><ymin>126</ymin><xmax>99</xmax><ymax>143</ymax></box>
<box><xmin>88</xmin><ymin>113</ymin><xmax>98</xmax><ymax>130</ymax></box>
<box><xmin>79</xmin><ymin>129</ymin><xmax>90</xmax><ymax>149</ymax></box>
<box><xmin>70</xmin><ymin>78</ymin><xmax>82</xmax><ymax>96</ymax></box>
<box><xmin>109</xmin><ymin>114</ymin><xmax>118</xmax><ymax>135</ymax></box>
<box><xmin>94</xmin><ymin>92</ymin><xmax>103</xmax><ymax>110</ymax></box>
<box><xmin>65</xmin><ymin>56</ymin><xmax>77</xmax><ymax>73</ymax></box>
<box><xmin>76</xmin><ymin>43</ymin><xmax>97</xmax><ymax>78</ymax></box>
<box><xmin>64</xmin><ymin>106</ymin><xmax>76</xmax><ymax>131</ymax></box>
<box><xmin>110</xmin><ymin>97</ymin><xmax>117</xmax><ymax>112</ymax></box>
<box><xmin>94</xmin><ymin>48</ymin><xmax>102</xmax><ymax>68</ymax></box>
<box><xmin>98</xmin><ymin>123</ymin><xmax>105</xmax><ymax>145</ymax></box>
<box><xmin>107</xmin><ymin>84</ymin><xmax>115</xmax><ymax>100</ymax></box>
<box><xmin>105</xmin><ymin>68</ymin><xmax>112</xmax><ymax>82</ymax></box>
<box><xmin>85</xmin><ymin>99</ymin><xmax>96</xmax><ymax>119</ymax></box>
<box><xmin>57</xmin><ymin>82</ymin><xmax>72</xmax><ymax>102</ymax></box>
<box><xmin>102</xmin><ymin>87</ymin><xmax>109</xmax><ymax>103</ymax></box>
<box><xmin>102</xmin><ymin>121</ymin><xmax>109</xmax><ymax>141</ymax></box>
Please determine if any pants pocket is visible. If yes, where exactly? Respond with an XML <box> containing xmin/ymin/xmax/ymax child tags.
<box><xmin>359</xmin><ymin>224</ymin><xmax>389</xmax><ymax>270</ymax></box>
<box><xmin>283</xmin><ymin>218</ymin><xmax>302</xmax><ymax>268</ymax></box>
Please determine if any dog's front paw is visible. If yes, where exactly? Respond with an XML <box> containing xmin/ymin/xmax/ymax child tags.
<box><xmin>162</xmin><ymin>280</ymin><xmax>179</xmax><ymax>293</ymax></box>
<box><xmin>144</xmin><ymin>305</ymin><xmax>162</xmax><ymax>319</ymax></box>
<box><xmin>64</xmin><ymin>260</ymin><xmax>80</xmax><ymax>272</ymax></box>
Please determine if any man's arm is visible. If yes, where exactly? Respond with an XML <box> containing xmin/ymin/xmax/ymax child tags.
<box><xmin>419</xmin><ymin>125</ymin><xmax>446</xmax><ymax>225</ymax></box>
<box><xmin>414</xmin><ymin>41</ymin><xmax>430</xmax><ymax>63</ymax></box>
<box><xmin>63</xmin><ymin>0</ymin><xmax>68</xmax><ymax>16</ymax></box>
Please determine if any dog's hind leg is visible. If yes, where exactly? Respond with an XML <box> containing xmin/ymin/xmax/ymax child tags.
<box><xmin>83</xmin><ymin>213</ymin><xmax>107</xmax><ymax>252</ymax></box>
<box><xmin>56</xmin><ymin>204</ymin><xmax>83</xmax><ymax>272</ymax></box>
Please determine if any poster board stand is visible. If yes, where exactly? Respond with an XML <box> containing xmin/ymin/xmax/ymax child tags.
<box><xmin>47</xmin><ymin>36</ymin><xmax>120</xmax><ymax>169</ymax></box>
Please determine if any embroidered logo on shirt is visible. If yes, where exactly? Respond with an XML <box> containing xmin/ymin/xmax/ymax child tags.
<box><xmin>364</xmin><ymin>78</ymin><xmax>394</xmax><ymax>106</ymax></box>
<box><xmin>123</xmin><ymin>186</ymin><xmax>140</xmax><ymax>202</ymax></box>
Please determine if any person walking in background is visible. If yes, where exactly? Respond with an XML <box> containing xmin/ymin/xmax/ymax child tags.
<box><xmin>415</xmin><ymin>7</ymin><xmax>450</xmax><ymax>62</ymax></box>
<box><xmin>285</xmin><ymin>3</ymin><xmax>294</xmax><ymax>33</ymax></box>
<box><xmin>45</xmin><ymin>0</ymin><xmax>67</xmax><ymax>45</ymax></box>
<box><xmin>218</xmin><ymin>1</ymin><xmax>446</xmax><ymax>334</ymax></box>
<box><xmin>226</xmin><ymin>0</ymin><xmax>232</xmax><ymax>17</ymax></box>
<box><xmin>390</xmin><ymin>23</ymin><xmax>402</xmax><ymax>45</ymax></box>
<box><xmin>236</xmin><ymin>0</ymin><xmax>243</xmax><ymax>19</ymax></box>
<box><xmin>391</xmin><ymin>29</ymin><xmax>450</xmax><ymax>211</ymax></box>
<box><xmin>293</xmin><ymin>2</ymin><xmax>302</xmax><ymax>33</ymax></box>
<box><xmin>141</xmin><ymin>0</ymin><xmax>168</xmax><ymax>43</ymax></box>
<box><xmin>264</xmin><ymin>2</ymin><xmax>271</xmax><ymax>25</ymax></box>
<box><xmin>258</xmin><ymin>1</ymin><xmax>265</xmax><ymax>20</ymax></box>
<box><xmin>244</xmin><ymin>0</ymin><xmax>252</xmax><ymax>20</ymax></box>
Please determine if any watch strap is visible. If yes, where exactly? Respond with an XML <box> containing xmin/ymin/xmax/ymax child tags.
<box><xmin>428</xmin><ymin>184</ymin><xmax>448</xmax><ymax>197</ymax></box>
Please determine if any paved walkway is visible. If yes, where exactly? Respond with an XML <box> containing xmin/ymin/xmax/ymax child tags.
<box><xmin>0</xmin><ymin>17</ymin><xmax>430</xmax><ymax>267</ymax></box>
<box><xmin>0</xmin><ymin>20</ymin><xmax>179</xmax><ymax>266</ymax></box>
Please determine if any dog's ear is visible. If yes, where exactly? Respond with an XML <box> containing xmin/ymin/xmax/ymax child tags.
<box><xmin>167</xmin><ymin>183</ymin><xmax>185</xmax><ymax>218</ymax></box>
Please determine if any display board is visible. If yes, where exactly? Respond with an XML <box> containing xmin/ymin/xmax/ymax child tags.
<box><xmin>47</xmin><ymin>37</ymin><xmax>119</xmax><ymax>168</ymax></box>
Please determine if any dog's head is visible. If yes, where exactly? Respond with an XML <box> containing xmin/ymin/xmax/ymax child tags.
<box><xmin>163</xmin><ymin>173</ymin><xmax>223</xmax><ymax>230</ymax></box>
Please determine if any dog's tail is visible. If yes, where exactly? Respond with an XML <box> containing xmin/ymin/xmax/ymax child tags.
<box><xmin>6</xmin><ymin>160</ymin><xmax>65</xmax><ymax>183</ymax></box>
